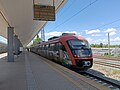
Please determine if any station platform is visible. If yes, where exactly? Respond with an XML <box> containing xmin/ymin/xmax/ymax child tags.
<box><xmin>0</xmin><ymin>52</ymin><xmax>110</xmax><ymax>90</ymax></box>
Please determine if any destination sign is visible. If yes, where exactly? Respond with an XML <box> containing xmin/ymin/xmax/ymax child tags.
<box><xmin>33</xmin><ymin>5</ymin><xmax>55</xmax><ymax>21</ymax></box>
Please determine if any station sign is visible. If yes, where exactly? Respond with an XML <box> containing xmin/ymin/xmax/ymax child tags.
<box><xmin>33</xmin><ymin>5</ymin><xmax>55</xmax><ymax>21</ymax></box>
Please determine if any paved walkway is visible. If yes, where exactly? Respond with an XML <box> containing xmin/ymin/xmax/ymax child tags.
<box><xmin>0</xmin><ymin>53</ymin><xmax>26</xmax><ymax>90</ymax></box>
<box><xmin>0</xmin><ymin>52</ymin><xmax>110</xmax><ymax>90</ymax></box>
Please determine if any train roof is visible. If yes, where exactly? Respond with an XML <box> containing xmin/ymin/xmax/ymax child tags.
<box><xmin>45</xmin><ymin>34</ymin><xmax>87</xmax><ymax>44</ymax></box>
<box><xmin>30</xmin><ymin>34</ymin><xmax>87</xmax><ymax>47</ymax></box>
<box><xmin>59</xmin><ymin>35</ymin><xmax>87</xmax><ymax>41</ymax></box>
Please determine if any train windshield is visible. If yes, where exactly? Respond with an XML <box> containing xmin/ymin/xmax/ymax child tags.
<box><xmin>68</xmin><ymin>39</ymin><xmax>90</xmax><ymax>49</ymax></box>
<box><xmin>68</xmin><ymin>39</ymin><xmax>92</xmax><ymax>58</ymax></box>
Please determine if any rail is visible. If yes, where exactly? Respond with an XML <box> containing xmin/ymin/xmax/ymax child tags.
<box><xmin>83</xmin><ymin>70</ymin><xmax>120</xmax><ymax>89</ymax></box>
<box><xmin>93</xmin><ymin>55</ymin><xmax>120</xmax><ymax>61</ymax></box>
<box><xmin>94</xmin><ymin>61</ymin><xmax>120</xmax><ymax>69</ymax></box>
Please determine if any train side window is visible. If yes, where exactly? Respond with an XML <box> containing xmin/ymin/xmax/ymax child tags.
<box><xmin>44</xmin><ymin>45</ymin><xmax>46</xmax><ymax>50</ymax></box>
<box><xmin>43</xmin><ymin>45</ymin><xmax>45</xmax><ymax>50</ymax></box>
<box><xmin>50</xmin><ymin>43</ymin><xmax>55</xmax><ymax>51</ymax></box>
<box><xmin>59</xmin><ymin>43</ymin><xmax>66</xmax><ymax>51</ymax></box>
<box><xmin>49</xmin><ymin>44</ymin><xmax>51</xmax><ymax>50</ymax></box>
<box><xmin>48</xmin><ymin>44</ymin><xmax>50</xmax><ymax>51</ymax></box>
<box><xmin>46</xmin><ymin>44</ymin><xmax>49</xmax><ymax>50</ymax></box>
<box><xmin>59</xmin><ymin>44</ymin><xmax>65</xmax><ymax>51</ymax></box>
<box><xmin>41</xmin><ymin>45</ymin><xmax>43</xmax><ymax>50</ymax></box>
<box><xmin>58</xmin><ymin>42</ymin><xmax>62</xmax><ymax>49</ymax></box>
<box><xmin>55</xmin><ymin>42</ymin><xmax>59</xmax><ymax>51</ymax></box>
<box><xmin>42</xmin><ymin>45</ymin><xmax>44</xmax><ymax>50</ymax></box>
<box><xmin>39</xmin><ymin>45</ymin><xmax>41</xmax><ymax>50</ymax></box>
<box><xmin>61</xmin><ymin>45</ymin><xmax>66</xmax><ymax>51</ymax></box>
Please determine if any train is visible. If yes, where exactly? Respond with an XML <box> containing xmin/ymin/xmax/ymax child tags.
<box><xmin>0</xmin><ymin>42</ymin><xmax>7</xmax><ymax>54</ymax></box>
<box><xmin>30</xmin><ymin>33</ymin><xmax>93</xmax><ymax>71</ymax></box>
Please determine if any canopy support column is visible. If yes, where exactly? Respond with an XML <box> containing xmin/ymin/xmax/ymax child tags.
<box><xmin>7</xmin><ymin>27</ymin><xmax>14</xmax><ymax>62</ymax></box>
<box><xmin>18</xmin><ymin>39</ymin><xmax>23</xmax><ymax>53</ymax></box>
<box><xmin>13</xmin><ymin>35</ymin><xmax>19</xmax><ymax>55</ymax></box>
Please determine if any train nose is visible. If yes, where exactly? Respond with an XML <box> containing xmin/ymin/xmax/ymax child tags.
<box><xmin>83</xmin><ymin>61</ymin><xmax>91</xmax><ymax>66</ymax></box>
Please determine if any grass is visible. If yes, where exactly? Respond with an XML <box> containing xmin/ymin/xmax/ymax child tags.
<box><xmin>92</xmin><ymin>65</ymin><xmax>120</xmax><ymax>81</ymax></box>
<box><xmin>103</xmin><ymin>54</ymin><xmax>120</xmax><ymax>58</ymax></box>
<box><xmin>110</xmin><ymin>70</ymin><xmax>120</xmax><ymax>74</ymax></box>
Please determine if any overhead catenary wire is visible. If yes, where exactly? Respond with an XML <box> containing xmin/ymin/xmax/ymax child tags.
<box><xmin>57</xmin><ymin>0</ymin><xmax>76</xmax><ymax>17</ymax></box>
<box><xmin>112</xmin><ymin>26</ymin><xmax>120</xmax><ymax>29</ymax></box>
<box><xmin>89</xmin><ymin>18</ymin><xmax>120</xmax><ymax>30</ymax></box>
<box><xmin>48</xmin><ymin>0</ymin><xmax>98</xmax><ymax>33</ymax></box>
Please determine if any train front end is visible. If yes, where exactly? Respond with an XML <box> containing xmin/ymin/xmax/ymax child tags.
<box><xmin>67</xmin><ymin>38</ymin><xmax>93</xmax><ymax>71</ymax></box>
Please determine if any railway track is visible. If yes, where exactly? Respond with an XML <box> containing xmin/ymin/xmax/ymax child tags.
<box><xmin>93</xmin><ymin>56</ymin><xmax>120</xmax><ymax>69</ymax></box>
<box><xmin>82</xmin><ymin>70</ymin><xmax>120</xmax><ymax>90</ymax></box>
<box><xmin>37</xmin><ymin>56</ymin><xmax>119</xmax><ymax>90</ymax></box>
<box><xmin>94</xmin><ymin>61</ymin><xmax>120</xmax><ymax>69</ymax></box>
<box><xmin>33</xmin><ymin>53</ymin><xmax>120</xmax><ymax>90</ymax></box>
<box><xmin>36</xmin><ymin>55</ymin><xmax>110</xmax><ymax>90</ymax></box>
<box><xmin>93</xmin><ymin>55</ymin><xmax>120</xmax><ymax>61</ymax></box>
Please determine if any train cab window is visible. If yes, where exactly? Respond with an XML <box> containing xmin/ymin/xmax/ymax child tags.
<box><xmin>68</xmin><ymin>39</ymin><xmax>90</xmax><ymax>49</ymax></box>
<box><xmin>68</xmin><ymin>39</ymin><xmax>92</xmax><ymax>58</ymax></box>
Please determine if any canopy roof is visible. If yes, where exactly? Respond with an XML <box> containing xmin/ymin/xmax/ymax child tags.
<box><xmin>0</xmin><ymin>0</ymin><xmax>67</xmax><ymax>46</ymax></box>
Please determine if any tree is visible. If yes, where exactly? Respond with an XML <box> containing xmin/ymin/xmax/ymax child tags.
<box><xmin>119</xmin><ymin>45</ymin><xmax>120</xmax><ymax>48</ymax></box>
<box><xmin>33</xmin><ymin>35</ymin><xmax>42</xmax><ymax>45</ymax></box>
<box><xmin>100</xmin><ymin>43</ymin><xmax>103</xmax><ymax>48</ymax></box>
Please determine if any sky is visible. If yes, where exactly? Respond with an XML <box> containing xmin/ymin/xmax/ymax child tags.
<box><xmin>38</xmin><ymin>0</ymin><xmax>120</xmax><ymax>45</ymax></box>
<box><xmin>1</xmin><ymin>0</ymin><xmax>120</xmax><ymax>45</ymax></box>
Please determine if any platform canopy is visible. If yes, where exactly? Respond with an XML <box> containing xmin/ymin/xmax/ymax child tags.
<box><xmin>0</xmin><ymin>0</ymin><xmax>67</xmax><ymax>46</ymax></box>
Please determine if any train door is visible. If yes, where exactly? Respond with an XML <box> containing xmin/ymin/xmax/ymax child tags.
<box><xmin>49</xmin><ymin>43</ymin><xmax>55</xmax><ymax>60</ymax></box>
<box><xmin>59</xmin><ymin>44</ymin><xmax>71</xmax><ymax>66</ymax></box>
<box><xmin>45</xmin><ymin>44</ymin><xmax>49</xmax><ymax>58</ymax></box>
<box><xmin>53</xmin><ymin>42</ymin><xmax>60</xmax><ymax>61</ymax></box>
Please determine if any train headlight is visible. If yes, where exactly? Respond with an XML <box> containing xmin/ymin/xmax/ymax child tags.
<box><xmin>74</xmin><ymin>54</ymin><xmax>77</xmax><ymax>58</ymax></box>
<box><xmin>83</xmin><ymin>61</ymin><xmax>91</xmax><ymax>66</ymax></box>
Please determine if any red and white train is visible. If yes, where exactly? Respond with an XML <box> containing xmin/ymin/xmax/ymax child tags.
<box><xmin>30</xmin><ymin>33</ymin><xmax>93</xmax><ymax>71</ymax></box>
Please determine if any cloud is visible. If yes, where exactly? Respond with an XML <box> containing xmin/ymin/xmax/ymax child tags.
<box><xmin>91</xmin><ymin>34</ymin><xmax>101</xmax><ymax>36</ymax></box>
<box><xmin>44</xmin><ymin>31</ymin><xmax>78</xmax><ymax>41</ymax></box>
<box><xmin>104</xmin><ymin>28</ymin><xmax>116</xmax><ymax>32</ymax></box>
<box><xmin>89</xmin><ymin>38</ymin><xmax>108</xmax><ymax>44</ymax></box>
<box><xmin>109</xmin><ymin>32</ymin><xmax>116</xmax><ymax>36</ymax></box>
<box><xmin>45</xmin><ymin>31</ymin><xmax>62</xmax><ymax>36</ymax></box>
<box><xmin>36</xmin><ymin>28</ymin><xmax>120</xmax><ymax>45</ymax></box>
<box><xmin>105</xmin><ymin>31</ymin><xmax>116</xmax><ymax>36</ymax></box>
<box><xmin>110</xmin><ymin>37</ymin><xmax>120</xmax><ymax>45</ymax></box>
<box><xmin>111</xmin><ymin>37</ymin><xmax>120</xmax><ymax>42</ymax></box>
<box><xmin>85</xmin><ymin>29</ymin><xmax>100</xmax><ymax>34</ymax></box>
<box><xmin>64</xmin><ymin>31</ymin><xmax>77</xmax><ymax>34</ymax></box>
<box><xmin>45</xmin><ymin>31</ymin><xmax>77</xmax><ymax>37</ymax></box>
<box><xmin>90</xmin><ymin>37</ymin><xmax>120</xmax><ymax>45</ymax></box>
<box><xmin>104</xmin><ymin>28</ymin><xmax>117</xmax><ymax>36</ymax></box>
<box><xmin>102</xmin><ymin>39</ymin><xmax>107</xmax><ymax>43</ymax></box>
<box><xmin>86</xmin><ymin>38</ymin><xmax>92</xmax><ymax>43</ymax></box>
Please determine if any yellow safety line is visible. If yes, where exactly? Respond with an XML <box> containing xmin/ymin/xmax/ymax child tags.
<box><xmin>32</xmin><ymin>53</ymin><xmax>110</xmax><ymax>90</ymax></box>
<box><xmin>41</xmin><ymin>56</ymin><xmax>110</xmax><ymax>90</ymax></box>
<box><xmin>43</xmin><ymin>60</ymin><xmax>84</xmax><ymax>90</ymax></box>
